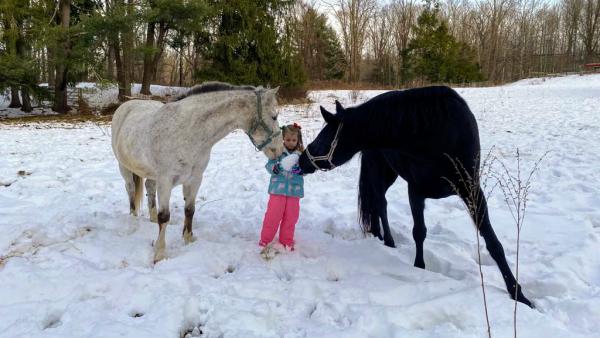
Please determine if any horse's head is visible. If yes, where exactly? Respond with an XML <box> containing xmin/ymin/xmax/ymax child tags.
<box><xmin>299</xmin><ymin>100</ymin><xmax>356</xmax><ymax>174</ymax></box>
<box><xmin>246</xmin><ymin>87</ymin><xmax>284</xmax><ymax>159</ymax></box>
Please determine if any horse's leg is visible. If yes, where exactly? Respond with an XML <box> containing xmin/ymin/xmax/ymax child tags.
<box><xmin>153</xmin><ymin>179</ymin><xmax>172</xmax><ymax>263</ymax></box>
<box><xmin>408</xmin><ymin>185</ymin><xmax>426</xmax><ymax>269</ymax></box>
<box><xmin>182</xmin><ymin>180</ymin><xmax>201</xmax><ymax>245</ymax></box>
<box><xmin>380</xmin><ymin>205</ymin><xmax>396</xmax><ymax>248</ymax></box>
<box><xmin>369</xmin><ymin>214</ymin><xmax>382</xmax><ymax>240</ymax></box>
<box><xmin>119</xmin><ymin>164</ymin><xmax>143</xmax><ymax>216</ymax></box>
<box><xmin>379</xmin><ymin>169</ymin><xmax>398</xmax><ymax>248</ymax></box>
<box><xmin>462</xmin><ymin>186</ymin><xmax>533</xmax><ymax>307</ymax></box>
<box><xmin>145</xmin><ymin>179</ymin><xmax>158</xmax><ymax>223</ymax></box>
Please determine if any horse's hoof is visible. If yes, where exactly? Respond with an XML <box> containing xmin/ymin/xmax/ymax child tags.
<box><xmin>153</xmin><ymin>250</ymin><xmax>166</xmax><ymax>263</ymax></box>
<box><xmin>414</xmin><ymin>260</ymin><xmax>425</xmax><ymax>269</ymax></box>
<box><xmin>516</xmin><ymin>293</ymin><xmax>534</xmax><ymax>309</ymax></box>
<box><xmin>183</xmin><ymin>232</ymin><xmax>196</xmax><ymax>245</ymax></box>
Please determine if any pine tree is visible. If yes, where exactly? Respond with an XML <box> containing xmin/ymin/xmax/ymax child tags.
<box><xmin>404</xmin><ymin>0</ymin><xmax>483</xmax><ymax>84</ymax></box>
<box><xmin>0</xmin><ymin>0</ymin><xmax>38</xmax><ymax>112</ymax></box>
<box><xmin>294</xmin><ymin>5</ymin><xmax>345</xmax><ymax>81</ymax></box>
<box><xmin>196</xmin><ymin>0</ymin><xmax>305</xmax><ymax>90</ymax></box>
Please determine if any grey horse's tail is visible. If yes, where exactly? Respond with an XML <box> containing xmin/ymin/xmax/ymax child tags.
<box><xmin>133</xmin><ymin>173</ymin><xmax>144</xmax><ymax>215</ymax></box>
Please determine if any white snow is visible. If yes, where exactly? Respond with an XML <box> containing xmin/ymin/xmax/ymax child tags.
<box><xmin>280</xmin><ymin>153</ymin><xmax>300</xmax><ymax>171</ymax></box>
<box><xmin>1</xmin><ymin>75</ymin><xmax>599</xmax><ymax>338</ymax></box>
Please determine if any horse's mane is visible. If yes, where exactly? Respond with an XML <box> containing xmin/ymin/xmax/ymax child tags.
<box><xmin>174</xmin><ymin>82</ymin><xmax>257</xmax><ymax>101</ymax></box>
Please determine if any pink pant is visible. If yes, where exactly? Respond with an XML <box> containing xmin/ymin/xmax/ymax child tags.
<box><xmin>260</xmin><ymin>194</ymin><xmax>300</xmax><ymax>248</ymax></box>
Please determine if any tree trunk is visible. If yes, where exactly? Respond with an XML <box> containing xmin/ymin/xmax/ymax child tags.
<box><xmin>141</xmin><ymin>22</ymin><xmax>156</xmax><ymax>95</ymax></box>
<box><xmin>9</xmin><ymin>87</ymin><xmax>22</xmax><ymax>108</ymax></box>
<box><xmin>47</xmin><ymin>46</ymin><xmax>55</xmax><ymax>86</ymax></box>
<box><xmin>122</xmin><ymin>0</ymin><xmax>134</xmax><ymax>96</ymax></box>
<box><xmin>107</xmin><ymin>44</ymin><xmax>116</xmax><ymax>81</ymax></box>
<box><xmin>16</xmin><ymin>17</ymin><xmax>32</xmax><ymax>112</ymax></box>
<box><xmin>53</xmin><ymin>0</ymin><xmax>71</xmax><ymax>114</ymax></box>
<box><xmin>152</xmin><ymin>23</ymin><xmax>168</xmax><ymax>85</ymax></box>
<box><xmin>54</xmin><ymin>66</ymin><xmax>69</xmax><ymax>113</ymax></box>
<box><xmin>179</xmin><ymin>46</ymin><xmax>184</xmax><ymax>86</ymax></box>
<box><xmin>21</xmin><ymin>87</ymin><xmax>33</xmax><ymax>112</ymax></box>
<box><xmin>113</xmin><ymin>39</ymin><xmax>126</xmax><ymax>101</ymax></box>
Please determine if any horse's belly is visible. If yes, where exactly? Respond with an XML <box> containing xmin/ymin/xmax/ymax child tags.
<box><xmin>114</xmin><ymin>141</ymin><xmax>157</xmax><ymax>178</ymax></box>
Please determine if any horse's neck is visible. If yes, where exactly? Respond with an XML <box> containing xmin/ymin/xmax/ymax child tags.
<box><xmin>347</xmin><ymin>109</ymin><xmax>392</xmax><ymax>150</ymax></box>
<box><xmin>177</xmin><ymin>92</ymin><xmax>255</xmax><ymax>145</ymax></box>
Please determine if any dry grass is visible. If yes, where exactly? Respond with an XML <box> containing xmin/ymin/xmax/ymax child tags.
<box><xmin>0</xmin><ymin>113</ymin><xmax>112</xmax><ymax>126</ymax></box>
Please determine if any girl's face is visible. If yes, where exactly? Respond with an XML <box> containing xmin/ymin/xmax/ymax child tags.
<box><xmin>283</xmin><ymin>132</ymin><xmax>298</xmax><ymax>151</ymax></box>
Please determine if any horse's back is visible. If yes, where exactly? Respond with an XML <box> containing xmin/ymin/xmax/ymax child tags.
<box><xmin>112</xmin><ymin>100</ymin><xmax>164</xmax><ymax>134</ymax></box>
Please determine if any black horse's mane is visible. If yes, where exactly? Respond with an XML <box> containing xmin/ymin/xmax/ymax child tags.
<box><xmin>175</xmin><ymin>82</ymin><xmax>257</xmax><ymax>101</ymax></box>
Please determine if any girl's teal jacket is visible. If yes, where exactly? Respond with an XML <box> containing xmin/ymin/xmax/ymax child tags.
<box><xmin>265</xmin><ymin>150</ymin><xmax>304</xmax><ymax>198</ymax></box>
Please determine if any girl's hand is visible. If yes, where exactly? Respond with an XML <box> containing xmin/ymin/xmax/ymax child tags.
<box><xmin>272</xmin><ymin>162</ymin><xmax>282</xmax><ymax>174</ymax></box>
<box><xmin>291</xmin><ymin>164</ymin><xmax>303</xmax><ymax>175</ymax></box>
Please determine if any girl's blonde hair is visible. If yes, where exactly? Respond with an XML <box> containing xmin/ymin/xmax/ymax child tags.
<box><xmin>282</xmin><ymin>123</ymin><xmax>304</xmax><ymax>152</ymax></box>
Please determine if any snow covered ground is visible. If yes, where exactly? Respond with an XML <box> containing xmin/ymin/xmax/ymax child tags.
<box><xmin>1</xmin><ymin>75</ymin><xmax>599</xmax><ymax>338</ymax></box>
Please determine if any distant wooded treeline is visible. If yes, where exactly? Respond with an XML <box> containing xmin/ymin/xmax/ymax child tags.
<box><xmin>1</xmin><ymin>0</ymin><xmax>598</xmax><ymax>113</ymax></box>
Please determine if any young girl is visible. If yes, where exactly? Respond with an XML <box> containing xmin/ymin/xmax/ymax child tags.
<box><xmin>259</xmin><ymin>123</ymin><xmax>304</xmax><ymax>252</ymax></box>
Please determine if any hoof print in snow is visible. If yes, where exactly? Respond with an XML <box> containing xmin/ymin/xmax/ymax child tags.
<box><xmin>42</xmin><ymin>313</ymin><xmax>63</xmax><ymax>330</ymax></box>
<box><xmin>17</xmin><ymin>170</ymin><xmax>32</xmax><ymax>176</ymax></box>
<box><xmin>213</xmin><ymin>264</ymin><xmax>237</xmax><ymax>279</ymax></box>
<box><xmin>275</xmin><ymin>269</ymin><xmax>293</xmax><ymax>282</ymax></box>
<box><xmin>129</xmin><ymin>311</ymin><xmax>144</xmax><ymax>318</ymax></box>
<box><xmin>0</xmin><ymin>179</ymin><xmax>16</xmax><ymax>187</ymax></box>
<box><xmin>181</xmin><ymin>325</ymin><xmax>203</xmax><ymax>338</ymax></box>
<box><xmin>327</xmin><ymin>273</ymin><xmax>340</xmax><ymax>282</ymax></box>
<box><xmin>225</xmin><ymin>264</ymin><xmax>236</xmax><ymax>274</ymax></box>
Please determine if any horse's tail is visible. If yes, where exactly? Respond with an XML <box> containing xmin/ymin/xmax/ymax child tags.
<box><xmin>358</xmin><ymin>151</ymin><xmax>381</xmax><ymax>234</ymax></box>
<box><xmin>133</xmin><ymin>173</ymin><xmax>144</xmax><ymax>215</ymax></box>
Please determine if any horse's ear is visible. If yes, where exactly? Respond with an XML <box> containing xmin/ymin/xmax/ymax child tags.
<box><xmin>335</xmin><ymin>100</ymin><xmax>345</xmax><ymax>114</ymax></box>
<box><xmin>320</xmin><ymin>106</ymin><xmax>338</xmax><ymax>124</ymax></box>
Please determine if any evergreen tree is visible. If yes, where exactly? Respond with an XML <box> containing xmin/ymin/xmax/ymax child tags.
<box><xmin>295</xmin><ymin>5</ymin><xmax>345</xmax><ymax>81</ymax></box>
<box><xmin>197</xmin><ymin>0</ymin><xmax>305</xmax><ymax>90</ymax></box>
<box><xmin>0</xmin><ymin>0</ymin><xmax>38</xmax><ymax>111</ymax></box>
<box><xmin>404</xmin><ymin>0</ymin><xmax>483</xmax><ymax>84</ymax></box>
<box><xmin>322</xmin><ymin>24</ymin><xmax>346</xmax><ymax>80</ymax></box>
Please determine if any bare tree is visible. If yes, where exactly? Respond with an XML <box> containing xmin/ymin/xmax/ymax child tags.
<box><xmin>367</xmin><ymin>4</ymin><xmax>394</xmax><ymax>84</ymax></box>
<box><xmin>332</xmin><ymin>0</ymin><xmax>377</xmax><ymax>82</ymax></box>
<box><xmin>443</xmin><ymin>150</ymin><xmax>498</xmax><ymax>338</ymax></box>
<box><xmin>562</xmin><ymin>0</ymin><xmax>584</xmax><ymax>69</ymax></box>
<box><xmin>581</xmin><ymin>0</ymin><xmax>600</xmax><ymax>63</ymax></box>
<box><xmin>482</xmin><ymin>0</ymin><xmax>515</xmax><ymax>82</ymax></box>
<box><xmin>389</xmin><ymin>0</ymin><xmax>419</xmax><ymax>84</ymax></box>
<box><xmin>494</xmin><ymin>149</ymin><xmax>547</xmax><ymax>338</ymax></box>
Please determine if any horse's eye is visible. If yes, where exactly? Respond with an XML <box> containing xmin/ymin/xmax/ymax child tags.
<box><xmin>272</xmin><ymin>116</ymin><xmax>277</xmax><ymax>121</ymax></box>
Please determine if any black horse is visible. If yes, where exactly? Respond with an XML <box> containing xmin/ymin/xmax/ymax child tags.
<box><xmin>298</xmin><ymin>86</ymin><xmax>533</xmax><ymax>307</ymax></box>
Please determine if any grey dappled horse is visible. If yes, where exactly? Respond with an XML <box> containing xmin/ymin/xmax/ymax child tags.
<box><xmin>112</xmin><ymin>82</ymin><xmax>283</xmax><ymax>263</ymax></box>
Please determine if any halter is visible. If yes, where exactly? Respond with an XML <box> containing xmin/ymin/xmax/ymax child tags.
<box><xmin>305</xmin><ymin>123</ymin><xmax>343</xmax><ymax>171</ymax></box>
<box><xmin>246</xmin><ymin>90</ymin><xmax>281</xmax><ymax>151</ymax></box>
